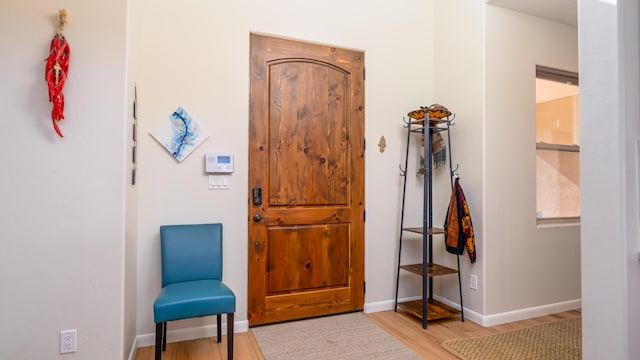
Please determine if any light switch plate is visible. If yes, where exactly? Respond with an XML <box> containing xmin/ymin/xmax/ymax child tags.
<box><xmin>208</xmin><ymin>175</ymin><xmax>230</xmax><ymax>190</ymax></box>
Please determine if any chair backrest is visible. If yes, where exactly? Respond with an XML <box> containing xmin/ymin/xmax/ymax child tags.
<box><xmin>160</xmin><ymin>223</ymin><xmax>223</xmax><ymax>287</ymax></box>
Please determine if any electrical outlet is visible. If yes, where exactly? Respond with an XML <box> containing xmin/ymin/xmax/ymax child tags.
<box><xmin>60</xmin><ymin>329</ymin><xmax>77</xmax><ymax>354</ymax></box>
<box><xmin>470</xmin><ymin>275</ymin><xmax>478</xmax><ymax>290</ymax></box>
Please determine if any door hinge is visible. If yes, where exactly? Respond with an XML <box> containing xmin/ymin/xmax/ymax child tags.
<box><xmin>364</xmin><ymin>281</ymin><xmax>366</xmax><ymax>294</ymax></box>
<box><xmin>363</xmin><ymin>209</ymin><xmax>366</xmax><ymax>222</ymax></box>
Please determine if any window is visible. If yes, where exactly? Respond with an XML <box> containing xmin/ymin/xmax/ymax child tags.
<box><xmin>535</xmin><ymin>66</ymin><xmax>580</xmax><ymax>220</ymax></box>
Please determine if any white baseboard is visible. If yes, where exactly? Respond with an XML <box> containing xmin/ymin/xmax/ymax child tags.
<box><xmin>136</xmin><ymin>320</ymin><xmax>249</xmax><ymax>348</ymax></box>
<box><xmin>363</xmin><ymin>296</ymin><xmax>581</xmax><ymax>328</ymax></box>
<box><xmin>363</xmin><ymin>299</ymin><xmax>395</xmax><ymax>313</ymax></box>
<box><xmin>128</xmin><ymin>336</ymin><xmax>137</xmax><ymax>360</ymax></box>
<box><xmin>363</xmin><ymin>295</ymin><xmax>426</xmax><ymax>313</ymax></box>
<box><xmin>135</xmin><ymin>297</ymin><xmax>581</xmax><ymax>348</ymax></box>
<box><xmin>480</xmin><ymin>299</ymin><xmax>581</xmax><ymax>327</ymax></box>
<box><xmin>432</xmin><ymin>295</ymin><xmax>484</xmax><ymax>325</ymax></box>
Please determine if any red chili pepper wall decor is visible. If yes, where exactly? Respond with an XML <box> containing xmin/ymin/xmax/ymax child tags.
<box><xmin>45</xmin><ymin>9</ymin><xmax>70</xmax><ymax>138</ymax></box>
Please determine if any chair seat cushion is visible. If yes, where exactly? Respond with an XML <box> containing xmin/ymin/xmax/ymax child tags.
<box><xmin>154</xmin><ymin>279</ymin><xmax>236</xmax><ymax>323</ymax></box>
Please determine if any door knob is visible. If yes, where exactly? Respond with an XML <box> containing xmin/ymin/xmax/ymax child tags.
<box><xmin>253</xmin><ymin>214</ymin><xmax>262</xmax><ymax>222</ymax></box>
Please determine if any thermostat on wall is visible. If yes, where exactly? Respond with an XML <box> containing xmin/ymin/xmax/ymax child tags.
<box><xmin>205</xmin><ymin>153</ymin><xmax>234</xmax><ymax>173</ymax></box>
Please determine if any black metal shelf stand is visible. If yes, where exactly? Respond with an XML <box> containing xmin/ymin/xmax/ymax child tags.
<box><xmin>393</xmin><ymin>113</ymin><xmax>464</xmax><ymax>329</ymax></box>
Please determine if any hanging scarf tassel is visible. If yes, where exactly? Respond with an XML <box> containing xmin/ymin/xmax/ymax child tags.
<box><xmin>432</xmin><ymin>132</ymin><xmax>447</xmax><ymax>169</ymax></box>
<box><xmin>416</xmin><ymin>132</ymin><xmax>447</xmax><ymax>175</ymax></box>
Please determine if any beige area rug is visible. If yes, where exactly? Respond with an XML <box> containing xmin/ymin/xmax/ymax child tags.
<box><xmin>442</xmin><ymin>317</ymin><xmax>581</xmax><ymax>360</ymax></box>
<box><xmin>251</xmin><ymin>312</ymin><xmax>423</xmax><ymax>360</ymax></box>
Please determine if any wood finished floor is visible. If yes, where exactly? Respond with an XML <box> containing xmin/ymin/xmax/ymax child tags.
<box><xmin>135</xmin><ymin>309</ymin><xmax>582</xmax><ymax>359</ymax></box>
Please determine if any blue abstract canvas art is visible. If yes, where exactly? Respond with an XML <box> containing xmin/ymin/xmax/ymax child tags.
<box><xmin>150</xmin><ymin>107</ymin><xmax>209</xmax><ymax>162</ymax></box>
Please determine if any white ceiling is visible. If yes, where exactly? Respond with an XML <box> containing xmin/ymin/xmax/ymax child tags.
<box><xmin>486</xmin><ymin>0</ymin><xmax>577</xmax><ymax>27</ymax></box>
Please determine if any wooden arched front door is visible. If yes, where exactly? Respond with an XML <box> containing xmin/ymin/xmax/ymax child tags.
<box><xmin>248</xmin><ymin>34</ymin><xmax>365</xmax><ymax>326</ymax></box>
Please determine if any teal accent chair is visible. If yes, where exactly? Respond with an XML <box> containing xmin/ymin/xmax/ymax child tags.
<box><xmin>153</xmin><ymin>223</ymin><xmax>236</xmax><ymax>360</ymax></box>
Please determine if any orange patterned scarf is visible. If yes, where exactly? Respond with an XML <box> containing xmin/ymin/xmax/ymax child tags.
<box><xmin>444</xmin><ymin>178</ymin><xmax>476</xmax><ymax>263</ymax></box>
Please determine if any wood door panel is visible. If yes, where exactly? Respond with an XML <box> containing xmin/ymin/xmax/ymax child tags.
<box><xmin>249</xmin><ymin>33</ymin><xmax>364</xmax><ymax>326</ymax></box>
<box><xmin>267</xmin><ymin>224</ymin><xmax>349</xmax><ymax>293</ymax></box>
<box><xmin>269</xmin><ymin>61</ymin><xmax>350</xmax><ymax>206</ymax></box>
<box><xmin>257</xmin><ymin>207</ymin><xmax>354</xmax><ymax>224</ymax></box>
<box><xmin>264</xmin><ymin>288</ymin><xmax>354</xmax><ymax>323</ymax></box>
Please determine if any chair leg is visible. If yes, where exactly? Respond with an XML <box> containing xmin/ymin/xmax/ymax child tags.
<box><xmin>227</xmin><ymin>313</ymin><xmax>234</xmax><ymax>360</ymax></box>
<box><xmin>162</xmin><ymin>322</ymin><xmax>167</xmax><ymax>351</ymax></box>
<box><xmin>155</xmin><ymin>322</ymin><xmax>162</xmax><ymax>360</ymax></box>
<box><xmin>217</xmin><ymin>314</ymin><xmax>222</xmax><ymax>342</ymax></box>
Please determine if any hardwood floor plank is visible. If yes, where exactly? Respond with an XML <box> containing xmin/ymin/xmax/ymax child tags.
<box><xmin>136</xmin><ymin>310</ymin><xmax>581</xmax><ymax>359</ymax></box>
<box><xmin>366</xmin><ymin>311</ymin><xmax>469</xmax><ymax>359</ymax></box>
<box><xmin>184</xmin><ymin>337</ymin><xmax>220</xmax><ymax>359</ymax></box>
<box><xmin>139</xmin><ymin>333</ymin><xmax>259</xmax><ymax>360</ymax></box>
<box><xmin>245</xmin><ymin>331</ymin><xmax>264</xmax><ymax>360</ymax></box>
<box><xmin>135</xmin><ymin>346</ymin><xmax>151</xmax><ymax>360</ymax></box>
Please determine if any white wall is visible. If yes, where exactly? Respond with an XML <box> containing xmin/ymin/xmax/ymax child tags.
<box><xmin>433</xmin><ymin>0</ymin><xmax>486</xmax><ymax>318</ymax></box>
<box><xmin>580</xmin><ymin>0</ymin><xmax>640</xmax><ymax>358</ymax></box>
<box><xmin>125</xmin><ymin>1</ymin><xmax>140</xmax><ymax>357</ymax></box>
<box><xmin>131</xmin><ymin>0</ymin><xmax>437</xmax><ymax>339</ymax></box>
<box><xmin>0</xmin><ymin>1</ymin><xmax>128</xmax><ymax>359</ymax></box>
<box><xmin>429</xmin><ymin>2</ymin><xmax>582</xmax><ymax>324</ymax></box>
<box><xmin>483</xmin><ymin>5</ymin><xmax>581</xmax><ymax>319</ymax></box>
<box><xmin>621</xmin><ymin>2</ymin><xmax>640</xmax><ymax>357</ymax></box>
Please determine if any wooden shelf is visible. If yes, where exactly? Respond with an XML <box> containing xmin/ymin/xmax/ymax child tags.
<box><xmin>400</xmin><ymin>263</ymin><xmax>458</xmax><ymax>277</ymax></box>
<box><xmin>397</xmin><ymin>299</ymin><xmax>461</xmax><ymax>322</ymax></box>
<box><xmin>403</xmin><ymin>227</ymin><xmax>445</xmax><ymax>235</ymax></box>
